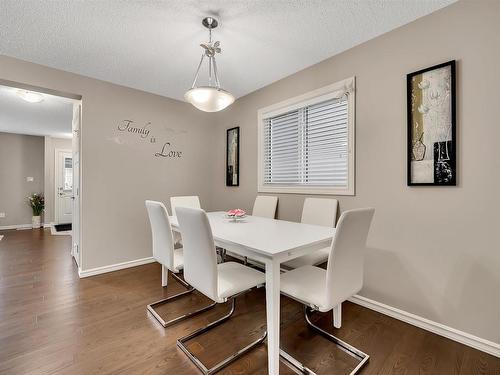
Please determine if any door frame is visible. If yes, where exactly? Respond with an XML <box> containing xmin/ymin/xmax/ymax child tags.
<box><xmin>71</xmin><ymin>102</ymin><xmax>82</xmax><ymax>269</ymax></box>
<box><xmin>0</xmin><ymin>78</ymin><xmax>83</xmax><ymax>274</ymax></box>
<box><xmin>54</xmin><ymin>148</ymin><xmax>73</xmax><ymax>225</ymax></box>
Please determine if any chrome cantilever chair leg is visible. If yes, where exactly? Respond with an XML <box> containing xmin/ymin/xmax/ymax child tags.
<box><xmin>215</xmin><ymin>247</ymin><xmax>226</xmax><ymax>263</ymax></box>
<box><xmin>280</xmin><ymin>306</ymin><xmax>369</xmax><ymax>375</ymax></box>
<box><xmin>147</xmin><ymin>271</ymin><xmax>217</xmax><ymax>328</ymax></box>
<box><xmin>171</xmin><ymin>271</ymin><xmax>190</xmax><ymax>288</ymax></box>
<box><xmin>177</xmin><ymin>297</ymin><xmax>268</xmax><ymax>375</ymax></box>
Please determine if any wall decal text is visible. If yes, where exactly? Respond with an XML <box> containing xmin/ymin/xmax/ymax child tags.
<box><xmin>117</xmin><ymin>120</ymin><xmax>151</xmax><ymax>139</ymax></box>
<box><xmin>115</xmin><ymin>119</ymin><xmax>183</xmax><ymax>159</ymax></box>
<box><xmin>155</xmin><ymin>142</ymin><xmax>182</xmax><ymax>158</ymax></box>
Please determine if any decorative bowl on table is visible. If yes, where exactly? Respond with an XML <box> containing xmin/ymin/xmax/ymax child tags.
<box><xmin>225</xmin><ymin>208</ymin><xmax>247</xmax><ymax>222</ymax></box>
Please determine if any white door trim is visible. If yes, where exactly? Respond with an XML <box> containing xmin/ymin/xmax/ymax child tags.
<box><xmin>72</xmin><ymin>102</ymin><xmax>82</xmax><ymax>270</ymax></box>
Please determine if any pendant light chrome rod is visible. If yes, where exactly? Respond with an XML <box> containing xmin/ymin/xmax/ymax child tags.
<box><xmin>212</xmin><ymin>56</ymin><xmax>221</xmax><ymax>89</ymax></box>
<box><xmin>208</xmin><ymin>55</ymin><xmax>212</xmax><ymax>86</ymax></box>
<box><xmin>191</xmin><ymin>53</ymin><xmax>205</xmax><ymax>89</ymax></box>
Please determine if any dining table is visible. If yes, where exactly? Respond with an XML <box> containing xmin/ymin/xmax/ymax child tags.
<box><xmin>169</xmin><ymin>211</ymin><xmax>336</xmax><ymax>374</ymax></box>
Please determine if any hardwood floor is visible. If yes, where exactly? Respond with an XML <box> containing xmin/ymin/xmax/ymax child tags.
<box><xmin>0</xmin><ymin>229</ymin><xmax>498</xmax><ymax>374</ymax></box>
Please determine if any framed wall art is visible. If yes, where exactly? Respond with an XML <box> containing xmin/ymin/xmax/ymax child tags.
<box><xmin>226</xmin><ymin>126</ymin><xmax>240</xmax><ymax>186</ymax></box>
<box><xmin>407</xmin><ymin>60</ymin><xmax>456</xmax><ymax>186</ymax></box>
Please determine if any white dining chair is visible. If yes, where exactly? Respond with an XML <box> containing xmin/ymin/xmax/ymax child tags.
<box><xmin>279</xmin><ymin>208</ymin><xmax>375</xmax><ymax>375</ymax></box>
<box><xmin>170</xmin><ymin>195</ymin><xmax>201</xmax><ymax>246</ymax></box>
<box><xmin>145</xmin><ymin>200</ymin><xmax>215</xmax><ymax>327</ymax></box>
<box><xmin>175</xmin><ymin>207</ymin><xmax>267</xmax><ymax>375</ymax></box>
<box><xmin>170</xmin><ymin>195</ymin><xmax>201</xmax><ymax>215</ymax></box>
<box><xmin>233</xmin><ymin>195</ymin><xmax>278</xmax><ymax>266</ymax></box>
<box><xmin>282</xmin><ymin>198</ymin><xmax>338</xmax><ymax>269</ymax></box>
<box><xmin>252</xmin><ymin>195</ymin><xmax>278</xmax><ymax>219</ymax></box>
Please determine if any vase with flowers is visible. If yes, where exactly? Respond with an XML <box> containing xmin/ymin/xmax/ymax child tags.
<box><xmin>225</xmin><ymin>208</ymin><xmax>247</xmax><ymax>222</ymax></box>
<box><xmin>27</xmin><ymin>193</ymin><xmax>44</xmax><ymax>229</ymax></box>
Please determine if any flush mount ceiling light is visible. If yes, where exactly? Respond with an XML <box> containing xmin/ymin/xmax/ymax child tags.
<box><xmin>184</xmin><ymin>17</ymin><xmax>235</xmax><ymax>112</ymax></box>
<box><xmin>17</xmin><ymin>90</ymin><xmax>44</xmax><ymax>103</ymax></box>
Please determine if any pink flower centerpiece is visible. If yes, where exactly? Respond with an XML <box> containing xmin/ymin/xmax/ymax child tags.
<box><xmin>226</xmin><ymin>208</ymin><xmax>247</xmax><ymax>221</ymax></box>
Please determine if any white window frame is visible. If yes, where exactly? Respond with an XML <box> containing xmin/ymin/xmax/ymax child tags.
<box><xmin>257</xmin><ymin>77</ymin><xmax>355</xmax><ymax>195</ymax></box>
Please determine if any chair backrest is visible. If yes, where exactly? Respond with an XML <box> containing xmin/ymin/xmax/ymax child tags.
<box><xmin>175</xmin><ymin>207</ymin><xmax>219</xmax><ymax>302</ymax></box>
<box><xmin>170</xmin><ymin>196</ymin><xmax>201</xmax><ymax>216</ymax></box>
<box><xmin>145</xmin><ymin>200</ymin><xmax>175</xmax><ymax>270</ymax></box>
<box><xmin>252</xmin><ymin>195</ymin><xmax>278</xmax><ymax>219</ymax></box>
<box><xmin>325</xmin><ymin>208</ymin><xmax>375</xmax><ymax>308</ymax></box>
<box><xmin>301</xmin><ymin>198</ymin><xmax>338</xmax><ymax>227</ymax></box>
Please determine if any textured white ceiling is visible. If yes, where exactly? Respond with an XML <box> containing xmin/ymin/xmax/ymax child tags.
<box><xmin>0</xmin><ymin>0</ymin><xmax>456</xmax><ymax>101</ymax></box>
<box><xmin>0</xmin><ymin>86</ymin><xmax>73</xmax><ymax>138</ymax></box>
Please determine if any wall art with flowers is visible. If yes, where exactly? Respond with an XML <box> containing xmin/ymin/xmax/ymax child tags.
<box><xmin>407</xmin><ymin>60</ymin><xmax>456</xmax><ymax>185</ymax></box>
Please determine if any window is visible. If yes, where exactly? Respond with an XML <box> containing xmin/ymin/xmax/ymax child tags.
<box><xmin>258</xmin><ymin>78</ymin><xmax>355</xmax><ymax>195</ymax></box>
<box><xmin>63</xmin><ymin>157</ymin><xmax>73</xmax><ymax>190</ymax></box>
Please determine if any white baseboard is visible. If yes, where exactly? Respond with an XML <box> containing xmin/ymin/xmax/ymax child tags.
<box><xmin>0</xmin><ymin>223</ymin><xmax>32</xmax><ymax>230</ymax></box>
<box><xmin>0</xmin><ymin>223</ymin><xmax>52</xmax><ymax>230</ymax></box>
<box><xmin>349</xmin><ymin>294</ymin><xmax>500</xmax><ymax>358</ymax></box>
<box><xmin>78</xmin><ymin>257</ymin><xmax>155</xmax><ymax>278</ymax></box>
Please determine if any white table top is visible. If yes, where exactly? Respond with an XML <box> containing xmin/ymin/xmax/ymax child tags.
<box><xmin>170</xmin><ymin>211</ymin><xmax>335</xmax><ymax>260</ymax></box>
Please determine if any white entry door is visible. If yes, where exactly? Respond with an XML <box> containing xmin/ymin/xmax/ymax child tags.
<box><xmin>55</xmin><ymin>150</ymin><xmax>73</xmax><ymax>224</ymax></box>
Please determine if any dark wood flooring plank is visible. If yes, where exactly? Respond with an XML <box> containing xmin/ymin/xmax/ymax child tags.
<box><xmin>0</xmin><ymin>228</ymin><xmax>498</xmax><ymax>374</ymax></box>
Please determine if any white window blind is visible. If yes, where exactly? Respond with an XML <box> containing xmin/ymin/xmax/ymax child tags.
<box><xmin>263</xmin><ymin>96</ymin><xmax>349</xmax><ymax>188</ymax></box>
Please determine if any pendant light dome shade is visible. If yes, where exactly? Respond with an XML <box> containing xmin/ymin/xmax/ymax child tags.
<box><xmin>185</xmin><ymin>17</ymin><xmax>234</xmax><ymax>112</ymax></box>
<box><xmin>184</xmin><ymin>86</ymin><xmax>234</xmax><ymax>112</ymax></box>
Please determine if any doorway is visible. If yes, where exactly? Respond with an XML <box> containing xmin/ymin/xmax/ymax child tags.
<box><xmin>0</xmin><ymin>79</ymin><xmax>82</xmax><ymax>270</ymax></box>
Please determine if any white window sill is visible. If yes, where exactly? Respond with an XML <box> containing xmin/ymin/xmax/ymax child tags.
<box><xmin>258</xmin><ymin>185</ymin><xmax>354</xmax><ymax>196</ymax></box>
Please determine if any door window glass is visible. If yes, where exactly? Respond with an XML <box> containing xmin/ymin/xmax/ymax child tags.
<box><xmin>64</xmin><ymin>157</ymin><xmax>73</xmax><ymax>190</ymax></box>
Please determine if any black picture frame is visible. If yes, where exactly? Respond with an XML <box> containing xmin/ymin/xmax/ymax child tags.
<box><xmin>226</xmin><ymin>126</ymin><xmax>240</xmax><ymax>186</ymax></box>
<box><xmin>407</xmin><ymin>60</ymin><xmax>456</xmax><ymax>186</ymax></box>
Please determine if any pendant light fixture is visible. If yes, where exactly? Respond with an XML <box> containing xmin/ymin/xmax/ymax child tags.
<box><xmin>184</xmin><ymin>17</ymin><xmax>234</xmax><ymax>112</ymax></box>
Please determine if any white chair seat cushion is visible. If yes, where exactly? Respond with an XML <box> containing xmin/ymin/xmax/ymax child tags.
<box><xmin>280</xmin><ymin>265</ymin><xmax>330</xmax><ymax>312</ymax></box>
<box><xmin>282</xmin><ymin>247</ymin><xmax>330</xmax><ymax>269</ymax></box>
<box><xmin>217</xmin><ymin>262</ymin><xmax>265</xmax><ymax>301</ymax></box>
<box><xmin>173</xmin><ymin>247</ymin><xmax>184</xmax><ymax>272</ymax></box>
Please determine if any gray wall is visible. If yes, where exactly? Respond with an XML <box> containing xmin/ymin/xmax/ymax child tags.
<box><xmin>0</xmin><ymin>132</ymin><xmax>44</xmax><ymax>226</ymax></box>
<box><xmin>0</xmin><ymin>0</ymin><xmax>498</xmax><ymax>346</ymax></box>
<box><xmin>211</xmin><ymin>0</ymin><xmax>500</xmax><ymax>343</ymax></box>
